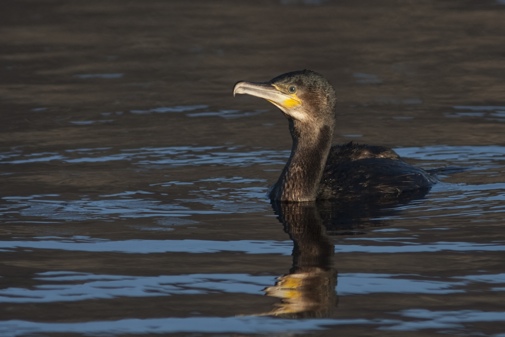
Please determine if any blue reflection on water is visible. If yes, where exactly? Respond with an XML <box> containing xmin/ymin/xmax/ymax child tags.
<box><xmin>0</xmin><ymin>316</ymin><xmax>372</xmax><ymax>337</ymax></box>
<box><xmin>0</xmin><ymin>146</ymin><xmax>288</xmax><ymax>166</ymax></box>
<box><xmin>395</xmin><ymin>145</ymin><xmax>505</xmax><ymax>162</ymax></box>
<box><xmin>2</xmin><ymin>145</ymin><xmax>504</xmax><ymax>170</ymax></box>
<box><xmin>0</xmin><ymin>272</ymin><xmax>272</xmax><ymax>303</ymax></box>
<box><xmin>0</xmin><ymin>269</ymin><xmax>502</xmax><ymax>316</ymax></box>
<box><xmin>339</xmin><ymin>273</ymin><xmax>464</xmax><ymax>295</ymax></box>
<box><xmin>1</xmin><ymin>238</ymin><xmax>504</xmax><ymax>254</ymax></box>
<box><xmin>1</xmin><ymin>194</ymin><xmax>197</xmax><ymax>221</ymax></box>
<box><xmin>0</xmin><ymin>238</ymin><xmax>292</xmax><ymax>254</ymax></box>
<box><xmin>385</xmin><ymin>309</ymin><xmax>505</xmax><ymax>331</ymax></box>
<box><xmin>1</xmin><ymin>183</ymin><xmax>269</xmax><ymax>222</ymax></box>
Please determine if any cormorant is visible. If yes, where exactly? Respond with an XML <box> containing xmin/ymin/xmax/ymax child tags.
<box><xmin>233</xmin><ymin>70</ymin><xmax>436</xmax><ymax>202</ymax></box>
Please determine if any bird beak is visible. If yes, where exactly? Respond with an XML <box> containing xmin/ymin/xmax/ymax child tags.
<box><xmin>233</xmin><ymin>81</ymin><xmax>301</xmax><ymax>114</ymax></box>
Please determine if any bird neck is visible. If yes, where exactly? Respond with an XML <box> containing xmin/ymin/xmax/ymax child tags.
<box><xmin>271</xmin><ymin>121</ymin><xmax>333</xmax><ymax>201</ymax></box>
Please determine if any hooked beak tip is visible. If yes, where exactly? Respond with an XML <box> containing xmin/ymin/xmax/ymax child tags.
<box><xmin>233</xmin><ymin>81</ymin><xmax>246</xmax><ymax>97</ymax></box>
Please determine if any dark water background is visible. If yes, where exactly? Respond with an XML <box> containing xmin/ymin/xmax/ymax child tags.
<box><xmin>1</xmin><ymin>0</ymin><xmax>505</xmax><ymax>336</ymax></box>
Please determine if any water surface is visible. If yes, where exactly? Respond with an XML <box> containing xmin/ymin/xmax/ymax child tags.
<box><xmin>1</xmin><ymin>0</ymin><xmax>505</xmax><ymax>336</ymax></box>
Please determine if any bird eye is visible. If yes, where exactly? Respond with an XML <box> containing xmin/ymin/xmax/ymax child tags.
<box><xmin>288</xmin><ymin>86</ymin><xmax>296</xmax><ymax>93</ymax></box>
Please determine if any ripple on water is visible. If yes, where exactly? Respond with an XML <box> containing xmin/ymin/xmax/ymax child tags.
<box><xmin>2</xmin><ymin>145</ymin><xmax>505</xmax><ymax>223</ymax></box>
<box><xmin>61</xmin><ymin>105</ymin><xmax>263</xmax><ymax>126</ymax></box>
<box><xmin>0</xmin><ymin>271</ymin><xmax>272</xmax><ymax>303</ymax></box>
<box><xmin>338</xmin><ymin>273</ymin><xmax>465</xmax><ymax>295</ymax></box>
<box><xmin>127</xmin><ymin>105</ymin><xmax>265</xmax><ymax>119</ymax></box>
<box><xmin>2</xmin><ymin>270</ymin><xmax>500</xmax><ymax>304</ymax></box>
<box><xmin>386</xmin><ymin>183</ymin><xmax>505</xmax><ymax>221</ymax></box>
<box><xmin>0</xmin><ymin>146</ymin><xmax>288</xmax><ymax>166</ymax></box>
<box><xmin>445</xmin><ymin>105</ymin><xmax>505</xmax><ymax>122</ymax></box>
<box><xmin>2</xmin><ymin>144</ymin><xmax>503</xmax><ymax>168</ymax></box>
<box><xmin>385</xmin><ymin>309</ymin><xmax>505</xmax><ymax>331</ymax></box>
<box><xmin>0</xmin><ymin>269</ymin><xmax>502</xmax><ymax>335</ymax></box>
<box><xmin>0</xmin><ymin>316</ymin><xmax>366</xmax><ymax>337</ymax></box>
<box><xmin>395</xmin><ymin>144</ymin><xmax>505</xmax><ymax>163</ymax></box>
<box><xmin>1</xmin><ymin>179</ymin><xmax>268</xmax><ymax>223</ymax></box>
<box><xmin>0</xmin><ymin>237</ymin><xmax>292</xmax><ymax>254</ymax></box>
<box><xmin>1</xmin><ymin>193</ymin><xmax>196</xmax><ymax>222</ymax></box>
<box><xmin>1</xmin><ymin>236</ymin><xmax>504</xmax><ymax>255</ymax></box>
<box><xmin>129</xmin><ymin>105</ymin><xmax>208</xmax><ymax>114</ymax></box>
<box><xmin>0</xmin><ymin>143</ymin><xmax>504</xmax><ymax>336</ymax></box>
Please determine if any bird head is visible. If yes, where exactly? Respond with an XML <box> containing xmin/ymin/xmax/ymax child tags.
<box><xmin>233</xmin><ymin>70</ymin><xmax>337</xmax><ymax>128</ymax></box>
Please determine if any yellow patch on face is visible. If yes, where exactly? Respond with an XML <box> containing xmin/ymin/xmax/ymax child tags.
<box><xmin>271</xmin><ymin>84</ymin><xmax>301</xmax><ymax>109</ymax></box>
<box><xmin>282</xmin><ymin>96</ymin><xmax>301</xmax><ymax>108</ymax></box>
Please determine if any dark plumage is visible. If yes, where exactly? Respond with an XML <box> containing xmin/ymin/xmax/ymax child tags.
<box><xmin>318</xmin><ymin>142</ymin><xmax>435</xmax><ymax>200</ymax></box>
<box><xmin>233</xmin><ymin>70</ymin><xmax>435</xmax><ymax>202</ymax></box>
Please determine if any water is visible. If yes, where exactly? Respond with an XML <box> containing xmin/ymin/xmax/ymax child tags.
<box><xmin>1</xmin><ymin>0</ymin><xmax>505</xmax><ymax>336</ymax></box>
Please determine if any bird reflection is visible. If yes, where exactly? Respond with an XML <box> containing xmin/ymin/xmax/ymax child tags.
<box><xmin>264</xmin><ymin>201</ymin><xmax>337</xmax><ymax>318</ymax></box>
<box><xmin>263</xmin><ymin>195</ymin><xmax>428</xmax><ymax>317</ymax></box>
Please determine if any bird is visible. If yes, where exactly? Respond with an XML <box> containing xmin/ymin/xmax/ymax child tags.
<box><xmin>233</xmin><ymin>69</ymin><xmax>436</xmax><ymax>202</ymax></box>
